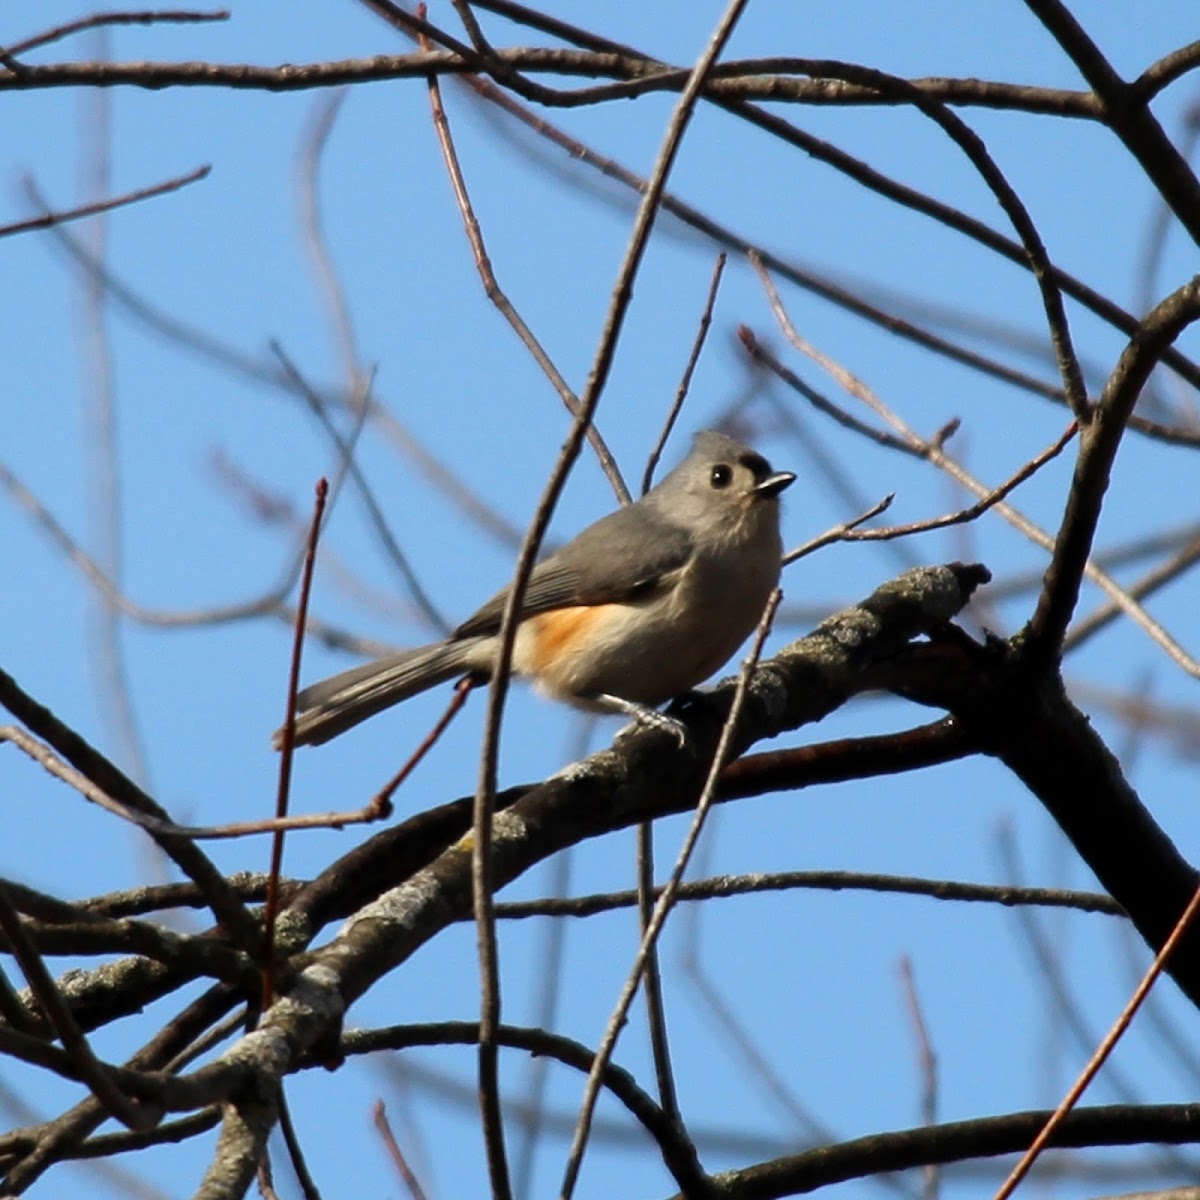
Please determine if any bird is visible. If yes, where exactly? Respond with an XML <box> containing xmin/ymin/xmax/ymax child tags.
<box><xmin>276</xmin><ymin>430</ymin><xmax>794</xmax><ymax>748</ymax></box>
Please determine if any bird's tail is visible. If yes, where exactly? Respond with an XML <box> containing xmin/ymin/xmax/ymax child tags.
<box><xmin>275</xmin><ymin>639</ymin><xmax>483</xmax><ymax>747</ymax></box>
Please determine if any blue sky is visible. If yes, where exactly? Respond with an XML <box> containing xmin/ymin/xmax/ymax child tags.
<box><xmin>2</xmin><ymin>3</ymin><xmax>1200</xmax><ymax>1198</ymax></box>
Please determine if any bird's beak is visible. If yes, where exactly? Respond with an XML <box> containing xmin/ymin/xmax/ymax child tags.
<box><xmin>753</xmin><ymin>471</ymin><xmax>796</xmax><ymax>499</ymax></box>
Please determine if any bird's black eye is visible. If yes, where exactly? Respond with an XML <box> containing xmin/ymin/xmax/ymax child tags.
<box><xmin>710</xmin><ymin>463</ymin><xmax>733</xmax><ymax>489</ymax></box>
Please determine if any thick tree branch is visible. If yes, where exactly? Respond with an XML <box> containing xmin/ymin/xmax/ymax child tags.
<box><xmin>1024</xmin><ymin>0</ymin><xmax>1200</xmax><ymax>245</ymax></box>
<box><xmin>306</xmin><ymin>563</ymin><xmax>988</xmax><ymax>1005</ymax></box>
<box><xmin>1029</xmin><ymin>275</ymin><xmax>1200</xmax><ymax>664</ymax></box>
<box><xmin>682</xmin><ymin>1103</ymin><xmax>1200</xmax><ymax>1200</ymax></box>
<box><xmin>896</xmin><ymin>635</ymin><xmax>1200</xmax><ymax>1010</ymax></box>
<box><xmin>0</xmin><ymin>48</ymin><xmax>1099</xmax><ymax>116</ymax></box>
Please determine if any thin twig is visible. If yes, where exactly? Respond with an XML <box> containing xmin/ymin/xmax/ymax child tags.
<box><xmin>638</xmin><ymin>245</ymin><xmax>709</xmax><ymax>1117</ymax></box>
<box><xmin>69</xmin><ymin>877</ymin><xmax>271</xmax><ymax>919</ymax></box>
<box><xmin>353</xmin><ymin>1022</ymin><xmax>709</xmax><ymax>1198</ymax></box>
<box><xmin>560</xmin><ymin>584</ymin><xmax>778</xmax><ymax>1199</ymax></box>
<box><xmin>372</xmin><ymin>676</ymin><xmax>475</xmax><ymax>810</ymax></box>
<box><xmin>1</xmin><ymin>722</ymin><xmax>386</xmax><ymax>841</ymax></box>
<box><xmin>0</xmin><ymin>165</ymin><xmax>209</xmax><ymax>239</ymax></box>
<box><xmin>420</xmin><ymin>20</ymin><xmax>629</xmax><ymax>505</ymax></box>
<box><xmin>0</xmin><ymin>345</ymin><xmax>380</xmax><ymax>644</ymax></box>
<box><xmin>784</xmin><ymin>494</ymin><xmax>894</xmax><ymax>564</ymax></box>
<box><xmin>642</xmin><ymin>252</ymin><xmax>727</xmax><ymax>494</ymax></box>
<box><xmin>739</xmin><ymin>325</ymin><xmax>911</xmax><ymax>452</ymax></box>
<box><xmin>62</xmin><ymin>1108</ymin><xmax>222</xmax><ymax>1164</ymax></box>
<box><xmin>456</xmin><ymin>46</ymin><xmax>1087</xmax><ymax>410</ymax></box>
<box><xmin>1065</xmin><ymin>534</ymin><xmax>1200</xmax><ymax>653</ymax></box>
<box><xmin>270</xmin><ymin>344</ymin><xmax>450</xmax><ymax>635</ymax></box>
<box><xmin>888</xmin><ymin>442</ymin><xmax>1076</xmax><ymax>532</ymax></box>
<box><xmin>512</xmin><ymin>834</ymin><xmax>575</xmax><ymax>1196</ymax></box>
<box><xmin>297</xmin><ymin>89</ymin><xmax>360</xmax><ymax>395</ymax></box>
<box><xmin>163</xmin><ymin>1008</ymin><xmax>249</xmax><ymax>1075</ymax></box>
<box><xmin>774</xmin><ymin>61</ymin><xmax>1089</xmax><ymax>419</ymax></box>
<box><xmin>0</xmin><ymin>670</ymin><xmax>262</xmax><ymax>958</ymax></box>
<box><xmin>435</xmin><ymin>3</ymin><xmax>757</xmax><ymax>1194</ymax></box>
<box><xmin>986</xmin><ymin>521</ymin><xmax>1200</xmax><ymax>603</ymax></box>
<box><xmin>2</xmin><ymin>9</ymin><xmax>228</xmax><ymax>60</ymax></box>
<box><xmin>373</xmin><ymin>1100</ymin><xmax>430</xmax><ymax>1200</ymax></box>
<box><xmin>415</xmin><ymin>19</ymin><xmax>512</xmax><ymax>1194</ymax></box>
<box><xmin>494</xmin><ymin>868</ymin><xmax>1125</xmax><ymax>921</ymax></box>
<box><xmin>992</xmin><ymin>875</ymin><xmax>1200</xmax><ymax>1200</ymax></box>
<box><xmin>277</xmin><ymin>1089</ymin><xmax>323</xmax><ymax>1200</ymax></box>
<box><xmin>0</xmin><ymin>456</ymin><xmax>298</xmax><ymax>627</ymax></box>
<box><xmin>450</xmin><ymin>0</ymin><xmax>494</xmax><ymax>57</ymax></box>
<box><xmin>899</xmin><ymin>957</ymin><xmax>940</xmax><ymax>1200</ymax></box>
<box><xmin>817</xmin><ymin>422</ymin><xmax>1077</xmax><ymax>548</ymax></box>
<box><xmin>448</xmin><ymin>3</ymin><xmax>1200</xmax><ymax>416</ymax></box>
<box><xmin>15</xmin><ymin>186</ymin><xmax>486</xmax><ymax>643</ymax></box>
<box><xmin>263</xmin><ymin>478</ymin><xmax>328</xmax><ymax>1010</ymax></box>
<box><xmin>637</xmin><ymin>822</ymin><xmax>680</xmax><ymax>1120</ymax></box>
<box><xmin>750</xmin><ymin>274</ymin><xmax>1200</xmax><ymax>678</ymax></box>
<box><xmin>24</xmin><ymin>170</ymin><xmax>529</xmax><ymax>550</ymax></box>
<box><xmin>76</xmin><ymin>52</ymin><xmax>150</xmax><ymax>788</ymax></box>
<box><xmin>256</xmin><ymin>1151</ymin><xmax>281</xmax><ymax>1200</ymax></box>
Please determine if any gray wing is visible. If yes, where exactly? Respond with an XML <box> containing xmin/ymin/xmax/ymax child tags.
<box><xmin>453</xmin><ymin>502</ymin><xmax>693</xmax><ymax>639</ymax></box>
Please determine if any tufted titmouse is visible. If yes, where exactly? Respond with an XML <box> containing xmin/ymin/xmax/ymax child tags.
<box><xmin>277</xmin><ymin>430</ymin><xmax>794</xmax><ymax>747</ymax></box>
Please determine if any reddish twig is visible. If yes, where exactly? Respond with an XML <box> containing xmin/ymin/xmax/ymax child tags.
<box><xmin>373</xmin><ymin>1100</ymin><xmax>430</xmax><ymax>1200</ymax></box>
<box><xmin>262</xmin><ymin>478</ymin><xmax>329</xmax><ymax>1010</ymax></box>
<box><xmin>255</xmin><ymin>1152</ymin><xmax>281</xmax><ymax>1200</ymax></box>
<box><xmin>992</xmin><ymin>875</ymin><xmax>1200</xmax><ymax>1200</ymax></box>
<box><xmin>372</xmin><ymin>676</ymin><xmax>476</xmax><ymax>810</ymax></box>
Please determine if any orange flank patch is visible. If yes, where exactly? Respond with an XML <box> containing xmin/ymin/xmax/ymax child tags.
<box><xmin>524</xmin><ymin>605</ymin><xmax>622</xmax><ymax>672</ymax></box>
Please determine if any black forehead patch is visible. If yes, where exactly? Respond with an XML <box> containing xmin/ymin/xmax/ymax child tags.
<box><xmin>738</xmin><ymin>451</ymin><xmax>771</xmax><ymax>480</ymax></box>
